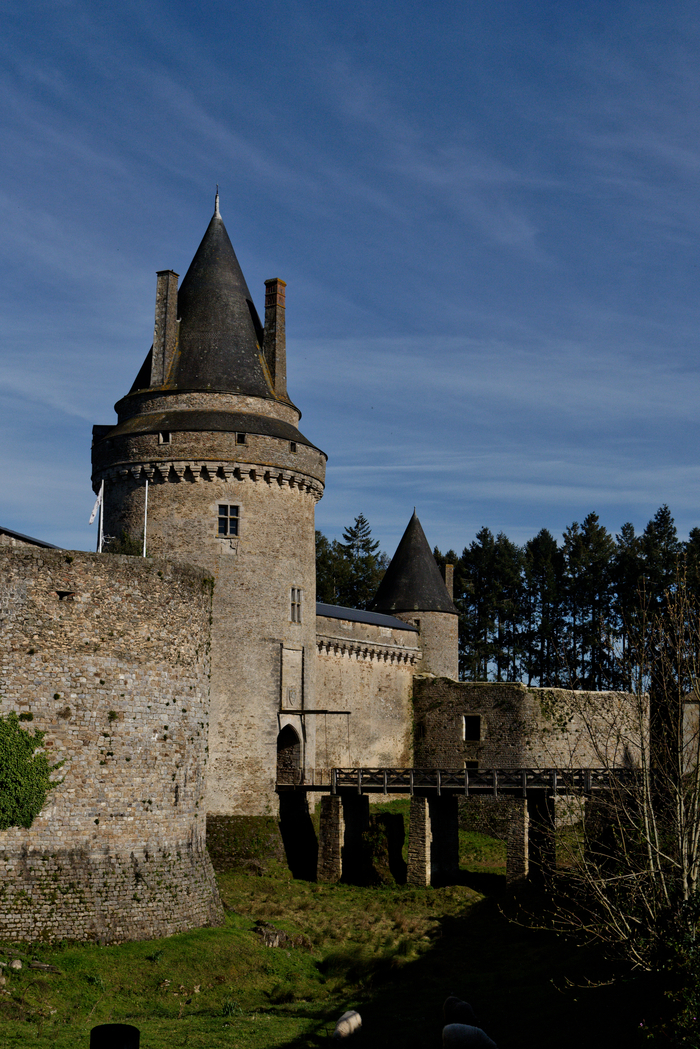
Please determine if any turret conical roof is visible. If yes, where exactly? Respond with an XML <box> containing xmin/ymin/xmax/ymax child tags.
<box><xmin>370</xmin><ymin>512</ymin><xmax>458</xmax><ymax>614</ymax></box>
<box><xmin>130</xmin><ymin>201</ymin><xmax>274</xmax><ymax>398</ymax></box>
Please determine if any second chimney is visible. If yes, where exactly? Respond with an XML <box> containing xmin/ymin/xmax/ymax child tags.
<box><xmin>150</xmin><ymin>270</ymin><xmax>179</xmax><ymax>387</ymax></box>
<box><xmin>263</xmin><ymin>278</ymin><xmax>288</xmax><ymax>400</ymax></box>
<box><xmin>441</xmin><ymin>564</ymin><xmax>455</xmax><ymax>601</ymax></box>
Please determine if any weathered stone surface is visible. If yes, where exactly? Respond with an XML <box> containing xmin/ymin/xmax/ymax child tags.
<box><xmin>0</xmin><ymin>547</ymin><xmax>223</xmax><ymax>941</ymax></box>
<box><xmin>413</xmin><ymin>678</ymin><xmax>645</xmax><ymax>769</ymax></box>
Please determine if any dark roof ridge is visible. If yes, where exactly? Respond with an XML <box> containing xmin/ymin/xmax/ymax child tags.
<box><xmin>370</xmin><ymin>511</ymin><xmax>458</xmax><ymax>614</ymax></box>
<box><xmin>316</xmin><ymin>603</ymin><xmax>419</xmax><ymax>632</ymax></box>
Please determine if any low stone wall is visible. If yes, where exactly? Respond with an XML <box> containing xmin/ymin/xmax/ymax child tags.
<box><xmin>0</xmin><ymin>546</ymin><xmax>223</xmax><ymax>941</ymax></box>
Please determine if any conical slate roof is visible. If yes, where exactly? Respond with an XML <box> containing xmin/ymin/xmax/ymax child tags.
<box><xmin>370</xmin><ymin>512</ymin><xmax>458</xmax><ymax>615</ymax></box>
<box><xmin>131</xmin><ymin>201</ymin><xmax>274</xmax><ymax>398</ymax></box>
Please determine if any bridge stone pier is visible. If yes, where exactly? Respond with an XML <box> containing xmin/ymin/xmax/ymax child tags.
<box><xmin>301</xmin><ymin>767</ymin><xmax>629</xmax><ymax>887</ymax></box>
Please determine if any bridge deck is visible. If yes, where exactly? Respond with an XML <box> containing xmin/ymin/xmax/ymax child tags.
<box><xmin>277</xmin><ymin>766</ymin><xmax>639</xmax><ymax>796</ymax></box>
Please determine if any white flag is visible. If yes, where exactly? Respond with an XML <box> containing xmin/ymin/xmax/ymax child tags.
<box><xmin>89</xmin><ymin>484</ymin><xmax>103</xmax><ymax>525</ymax></box>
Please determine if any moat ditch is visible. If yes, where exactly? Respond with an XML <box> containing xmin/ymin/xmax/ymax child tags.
<box><xmin>0</xmin><ymin>816</ymin><xmax>660</xmax><ymax>1048</ymax></box>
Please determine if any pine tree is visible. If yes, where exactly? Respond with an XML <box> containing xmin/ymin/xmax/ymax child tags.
<box><xmin>315</xmin><ymin>531</ymin><xmax>351</xmax><ymax>605</ymax></box>
<box><xmin>316</xmin><ymin>515</ymin><xmax>387</xmax><ymax>610</ymax></box>
<box><xmin>640</xmin><ymin>504</ymin><xmax>682</xmax><ymax>608</ymax></box>
<box><xmin>523</xmin><ymin>529</ymin><xmax>565</xmax><ymax>687</ymax></box>
<box><xmin>563</xmin><ymin>513</ymin><xmax>616</xmax><ymax>689</ymax></box>
<box><xmin>492</xmin><ymin>533</ymin><xmax>525</xmax><ymax>682</ymax></box>
<box><xmin>458</xmin><ymin>528</ymin><xmax>498</xmax><ymax>680</ymax></box>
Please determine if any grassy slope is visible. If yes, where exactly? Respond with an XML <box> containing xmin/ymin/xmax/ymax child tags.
<box><xmin>0</xmin><ymin>830</ymin><xmax>649</xmax><ymax>1049</ymax></box>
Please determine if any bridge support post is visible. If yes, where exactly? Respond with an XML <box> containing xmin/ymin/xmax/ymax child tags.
<box><xmin>341</xmin><ymin>794</ymin><xmax>371</xmax><ymax>883</ymax></box>
<box><xmin>506</xmin><ymin>799</ymin><xmax>529</xmax><ymax>883</ymax></box>
<box><xmin>407</xmin><ymin>796</ymin><xmax>431</xmax><ymax>886</ymax></box>
<box><xmin>428</xmin><ymin>796</ymin><xmax>459</xmax><ymax>885</ymax></box>
<box><xmin>527</xmin><ymin>792</ymin><xmax>555</xmax><ymax>889</ymax></box>
<box><xmin>317</xmin><ymin>795</ymin><xmax>344</xmax><ymax>883</ymax></box>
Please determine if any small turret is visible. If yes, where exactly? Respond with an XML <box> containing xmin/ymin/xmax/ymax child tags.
<box><xmin>371</xmin><ymin>512</ymin><xmax>459</xmax><ymax>678</ymax></box>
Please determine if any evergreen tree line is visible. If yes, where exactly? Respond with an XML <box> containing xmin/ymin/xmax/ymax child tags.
<box><xmin>432</xmin><ymin>505</ymin><xmax>700</xmax><ymax>688</ymax></box>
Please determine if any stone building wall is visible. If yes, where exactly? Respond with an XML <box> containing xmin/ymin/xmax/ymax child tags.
<box><xmin>413</xmin><ymin>677</ymin><xmax>645</xmax><ymax>769</ymax></box>
<box><xmin>0</xmin><ymin>546</ymin><xmax>223</xmax><ymax>942</ymax></box>
<box><xmin>315</xmin><ymin>613</ymin><xmax>419</xmax><ymax>772</ymax></box>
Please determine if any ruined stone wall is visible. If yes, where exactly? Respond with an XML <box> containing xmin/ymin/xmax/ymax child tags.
<box><xmin>413</xmin><ymin>677</ymin><xmax>645</xmax><ymax>769</ymax></box>
<box><xmin>94</xmin><ymin>422</ymin><xmax>325</xmax><ymax>816</ymax></box>
<box><xmin>315</xmin><ymin>614</ymin><xmax>419</xmax><ymax>772</ymax></box>
<box><xmin>0</xmin><ymin>547</ymin><xmax>223</xmax><ymax>942</ymax></box>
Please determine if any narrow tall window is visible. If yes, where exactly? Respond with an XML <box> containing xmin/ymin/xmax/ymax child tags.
<box><xmin>218</xmin><ymin>505</ymin><xmax>239</xmax><ymax>536</ymax></box>
<box><xmin>290</xmin><ymin>587</ymin><xmax>302</xmax><ymax>623</ymax></box>
<box><xmin>236</xmin><ymin>432</ymin><xmax>247</xmax><ymax>445</ymax></box>
<box><xmin>159</xmin><ymin>431</ymin><xmax>171</xmax><ymax>445</ymax></box>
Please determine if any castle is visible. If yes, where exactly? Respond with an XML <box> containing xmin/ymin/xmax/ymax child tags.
<box><xmin>0</xmin><ymin>198</ymin><xmax>644</xmax><ymax>942</ymax></box>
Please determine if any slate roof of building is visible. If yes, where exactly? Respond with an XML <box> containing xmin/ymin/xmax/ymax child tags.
<box><xmin>0</xmin><ymin>526</ymin><xmax>60</xmax><ymax>549</ymax></box>
<box><xmin>370</xmin><ymin>511</ymin><xmax>458</xmax><ymax>615</ymax></box>
<box><xmin>101</xmin><ymin>409</ymin><xmax>323</xmax><ymax>452</ymax></box>
<box><xmin>316</xmin><ymin>603</ymin><xmax>419</xmax><ymax>632</ymax></box>
<box><xmin>130</xmin><ymin>199</ymin><xmax>277</xmax><ymax>400</ymax></box>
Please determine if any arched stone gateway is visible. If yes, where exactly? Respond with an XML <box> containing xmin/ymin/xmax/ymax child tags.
<box><xmin>277</xmin><ymin>725</ymin><xmax>302</xmax><ymax>784</ymax></box>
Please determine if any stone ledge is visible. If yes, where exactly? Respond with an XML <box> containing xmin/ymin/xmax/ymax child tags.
<box><xmin>93</xmin><ymin>461</ymin><xmax>325</xmax><ymax>500</ymax></box>
<box><xmin>316</xmin><ymin>634</ymin><xmax>421</xmax><ymax>665</ymax></box>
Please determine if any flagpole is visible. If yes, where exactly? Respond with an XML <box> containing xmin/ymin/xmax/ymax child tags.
<box><xmin>142</xmin><ymin>479</ymin><xmax>149</xmax><ymax>557</ymax></box>
<box><xmin>98</xmin><ymin>480</ymin><xmax>104</xmax><ymax>553</ymax></box>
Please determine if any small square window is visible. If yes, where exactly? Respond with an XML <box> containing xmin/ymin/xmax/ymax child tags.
<box><xmin>159</xmin><ymin>431</ymin><xmax>171</xmax><ymax>445</ymax></box>
<box><xmin>218</xmin><ymin>505</ymin><xmax>239</xmax><ymax>537</ymax></box>
<box><xmin>291</xmin><ymin>587</ymin><xmax>302</xmax><ymax>623</ymax></box>
<box><xmin>463</xmin><ymin>715</ymin><xmax>481</xmax><ymax>742</ymax></box>
<box><xmin>236</xmin><ymin>432</ymin><xmax>247</xmax><ymax>445</ymax></box>
<box><xmin>464</xmin><ymin>760</ymin><xmax>479</xmax><ymax>771</ymax></box>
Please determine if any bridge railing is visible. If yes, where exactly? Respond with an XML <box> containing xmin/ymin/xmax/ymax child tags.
<box><xmin>276</xmin><ymin>766</ymin><xmax>642</xmax><ymax>795</ymax></box>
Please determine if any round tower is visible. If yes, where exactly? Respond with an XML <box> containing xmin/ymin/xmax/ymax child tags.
<box><xmin>370</xmin><ymin>512</ymin><xmax>459</xmax><ymax>679</ymax></box>
<box><xmin>91</xmin><ymin>195</ymin><xmax>326</xmax><ymax>814</ymax></box>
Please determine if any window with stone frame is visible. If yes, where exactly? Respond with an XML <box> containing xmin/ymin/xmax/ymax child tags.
<box><xmin>290</xmin><ymin>587</ymin><xmax>302</xmax><ymax>623</ymax></box>
<box><xmin>463</xmin><ymin>714</ymin><xmax>481</xmax><ymax>742</ymax></box>
<box><xmin>218</xmin><ymin>505</ymin><xmax>239</xmax><ymax>537</ymax></box>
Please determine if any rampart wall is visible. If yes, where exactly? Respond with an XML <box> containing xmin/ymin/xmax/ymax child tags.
<box><xmin>315</xmin><ymin>613</ymin><xmax>419</xmax><ymax>772</ymax></box>
<box><xmin>0</xmin><ymin>547</ymin><xmax>223</xmax><ymax>942</ymax></box>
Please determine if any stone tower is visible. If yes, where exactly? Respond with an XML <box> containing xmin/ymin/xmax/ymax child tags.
<box><xmin>371</xmin><ymin>512</ymin><xmax>459</xmax><ymax>678</ymax></box>
<box><xmin>91</xmin><ymin>195</ymin><xmax>327</xmax><ymax>814</ymax></box>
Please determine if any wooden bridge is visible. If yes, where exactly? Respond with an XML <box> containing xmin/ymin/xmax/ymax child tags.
<box><xmin>277</xmin><ymin>765</ymin><xmax>638</xmax><ymax>796</ymax></box>
<box><xmin>277</xmin><ymin>765</ymin><xmax>637</xmax><ymax>888</ymax></box>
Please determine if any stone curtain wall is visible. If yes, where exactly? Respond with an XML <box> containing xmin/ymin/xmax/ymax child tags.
<box><xmin>0</xmin><ymin>547</ymin><xmax>223</xmax><ymax>942</ymax></box>
<box><xmin>412</xmin><ymin>677</ymin><xmax>646</xmax><ymax>770</ymax></box>
<box><xmin>315</xmin><ymin>614</ymin><xmax>419</xmax><ymax>772</ymax></box>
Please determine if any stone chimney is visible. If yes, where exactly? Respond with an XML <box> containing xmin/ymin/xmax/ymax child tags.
<box><xmin>150</xmin><ymin>270</ymin><xmax>179</xmax><ymax>387</ymax></box>
<box><xmin>441</xmin><ymin>564</ymin><xmax>454</xmax><ymax>601</ymax></box>
<box><xmin>263</xmin><ymin>278</ymin><xmax>288</xmax><ymax>400</ymax></box>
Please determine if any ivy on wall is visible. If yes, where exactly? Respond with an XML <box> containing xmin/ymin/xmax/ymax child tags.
<box><xmin>0</xmin><ymin>713</ymin><xmax>63</xmax><ymax>829</ymax></box>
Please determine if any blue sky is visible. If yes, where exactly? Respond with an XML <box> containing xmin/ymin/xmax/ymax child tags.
<box><xmin>3</xmin><ymin>0</ymin><xmax>700</xmax><ymax>557</ymax></box>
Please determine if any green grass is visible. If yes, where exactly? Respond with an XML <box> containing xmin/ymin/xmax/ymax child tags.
<box><xmin>0</xmin><ymin>834</ymin><xmax>652</xmax><ymax>1049</ymax></box>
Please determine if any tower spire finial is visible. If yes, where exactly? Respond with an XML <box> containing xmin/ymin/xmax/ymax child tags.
<box><xmin>214</xmin><ymin>184</ymin><xmax>220</xmax><ymax>217</ymax></box>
